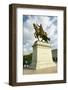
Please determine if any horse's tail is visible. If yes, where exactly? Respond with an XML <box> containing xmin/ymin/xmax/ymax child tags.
<box><xmin>48</xmin><ymin>37</ymin><xmax>50</xmax><ymax>41</ymax></box>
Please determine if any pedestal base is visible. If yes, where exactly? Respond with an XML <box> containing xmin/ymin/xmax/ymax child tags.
<box><xmin>31</xmin><ymin>41</ymin><xmax>56</xmax><ymax>69</ymax></box>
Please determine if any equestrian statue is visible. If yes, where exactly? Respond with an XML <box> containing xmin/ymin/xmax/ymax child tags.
<box><xmin>33</xmin><ymin>23</ymin><xmax>50</xmax><ymax>43</ymax></box>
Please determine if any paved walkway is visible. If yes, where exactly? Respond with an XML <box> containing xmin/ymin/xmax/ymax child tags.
<box><xmin>23</xmin><ymin>66</ymin><xmax>57</xmax><ymax>75</ymax></box>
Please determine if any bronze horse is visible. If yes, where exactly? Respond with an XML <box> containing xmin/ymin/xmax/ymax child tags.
<box><xmin>33</xmin><ymin>23</ymin><xmax>50</xmax><ymax>42</ymax></box>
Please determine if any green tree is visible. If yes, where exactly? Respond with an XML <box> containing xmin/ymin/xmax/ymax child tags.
<box><xmin>23</xmin><ymin>53</ymin><xmax>32</xmax><ymax>66</ymax></box>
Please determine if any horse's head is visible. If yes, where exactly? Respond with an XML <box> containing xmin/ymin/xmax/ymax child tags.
<box><xmin>33</xmin><ymin>23</ymin><xmax>38</xmax><ymax>31</ymax></box>
<box><xmin>33</xmin><ymin>23</ymin><xmax>36</xmax><ymax>28</ymax></box>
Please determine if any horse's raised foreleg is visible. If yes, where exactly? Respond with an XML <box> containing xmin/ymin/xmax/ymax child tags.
<box><xmin>34</xmin><ymin>32</ymin><xmax>37</xmax><ymax>38</ymax></box>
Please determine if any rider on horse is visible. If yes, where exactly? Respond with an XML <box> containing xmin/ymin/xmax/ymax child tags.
<box><xmin>33</xmin><ymin>23</ymin><xmax>50</xmax><ymax>42</ymax></box>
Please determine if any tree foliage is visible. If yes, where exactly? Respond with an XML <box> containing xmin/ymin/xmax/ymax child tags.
<box><xmin>23</xmin><ymin>53</ymin><xmax>32</xmax><ymax>65</ymax></box>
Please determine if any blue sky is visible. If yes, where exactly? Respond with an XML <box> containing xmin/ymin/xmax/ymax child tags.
<box><xmin>23</xmin><ymin>15</ymin><xmax>58</xmax><ymax>55</ymax></box>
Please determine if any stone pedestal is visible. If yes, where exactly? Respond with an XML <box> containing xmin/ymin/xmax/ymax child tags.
<box><xmin>31</xmin><ymin>41</ymin><xmax>56</xmax><ymax>69</ymax></box>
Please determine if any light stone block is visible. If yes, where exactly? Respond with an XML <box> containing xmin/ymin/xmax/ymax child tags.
<box><xmin>31</xmin><ymin>41</ymin><xmax>56</xmax><ymax>69</ymax></box>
